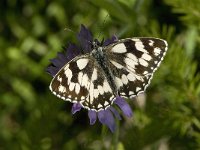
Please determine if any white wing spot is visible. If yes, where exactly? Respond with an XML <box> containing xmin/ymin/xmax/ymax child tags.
<box><xmin>78</xmin><ymin>72</ymin><xmax>83</xmax><ymax>84</ymax></box>
<box><xmin>129</xmin><ymin>91</ymin><xmax>134</xmax><ymax>95</ymax></box>
<box><xmin>75</xmin><ymin>83</ymin><xmax>80</xmax><ymax>94</ymax></box>
<box><xmin>115</xmin><ymin>77</ymin><xmax>123</xmax><ymax>88</ymax></box>
<box><xmin>121</xmin><ymin>92</ymin><xmax>126</xmax><ymax>95</ymax></box>
<box><xmin>111</xmin><ymin>43</ymin><xmax>127</xmax><ymax>53</ymax></box>
<box><xmin>126</xmin><ymin>53</ymin><xmax>138</xmax><ymax>63</ymax></box>
<box><xmin>69</xmin><ymin>82</ymin><xmax>75</xmax><ymax>91</ymax></box>
<box><xmin>97</xmin><ymin>104</ymin><xmax>102</xmax><ymax>108</ymax></box>
<box><xmin>125</xmin><ymin>57</ymin><xmax>138</xmax><ymax>69</ymax></box>
<box><xmin>64</xmin><ymin>64</ymin><xmax>69</xmax><ymax>70</ymax></box>
<box><xmin>81</xmin><ymin>74</ymin><xmax>89</xmax><ymax>87</ymax></box>
<box><xmin>98</xmin><ymin>85</ymin><xmax>104</xmax><ymax>95</ymax></box>
<box><xmin>127</xmin><ymin>73</ymin><xmax>136</xmax><ymax>81</ymax></box>
<box><xmin>126</xmin><ymin>65</ymin><xmax>136</xmax><ymax>73</ymax></box>
<box><xmin>64</xmin><ymin>68</ymin><xmax>72</xmax><ymax>84</ymax></box>
<box><xmin>135</xmin><ymin>74</ymin><xmax>144</xmax><ymax>81</ymax></box>
<box><xmin>110</xmin><ymin>60</ymin><xmax>123</xmax><ymax>69</ymax></box>
<box><xmin>93</xmin><ymin>89</ymin><xmax>99</xmax><ymax>98</ymax></box>
<box><xmin>154</xmin><ymin>47</ymin><xmax>161</xmax><ymax>55</ymax></box>
<box><xmin>91</xmin><ymin>68</ymin><xmax>97</xmax><ymax>81</ymax></box>
<box><xmin>136</xmin><ymin>87</ymin><xmax>141</xmax><ymax>92</ymax></box>
<box><xmin>58</xmin><ymin>85</ymin><xmax>66</xmax><ymax>93</ymax></box>
<box><xmin>149</xmin><ymin>40</ymin><xmax>154</xmax><ymax>46</ymax></box>
<box><xmin>135</xmin><ymin>41</ymin><xmax>148</xmax><ymax>53</ymax></box>
<box><xmin>89</xmin><ymin>83</ymin><xmax>94</xmax><ymax>103</ymax></box>
<box><xmin>110</xmin><ymin>95</ymin><xmax>115</xmax><ymax>100</ymax></box>
<box><xmin>103</xmin><ymin>80</ymin><xmax>112</xmax><ymax>92</ymax></box>
<box><xmin>121</xmin><ymin>74</ymin><xmax>128</xmax><ymax>85</ymax></box>
<box><xmin>141</xmin><ymin>53</ymin><xmax>152</xmax><ymax>61</ymax></box>
<box><xmin>76</xmin><ymin>58</ymin><xmax>89</xmax><ymax>70</ymax></box>
<box><xmin>139</xmin><ymin>58</ymin><xmax>148</xmax><ymax>67</ymax></box>
<box><xmin>104</xmin><ymin>101</ymin><xmax>109</xmax><ymax>106</ymax></box>
<box><xmin>57</xmin><ymin>76</ymin><xmax>62</xmax><ymax>82</ymax></box>
<box><xmin>131</xmin><ymin>38</ymin><xmax>140</xmax><ymax>42</ymax></box>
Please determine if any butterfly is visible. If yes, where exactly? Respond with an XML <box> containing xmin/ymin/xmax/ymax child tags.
<box><xmin>49</xmin><ymin>37</ymin><xmax>168</xmax><ymax>111</ymax></box>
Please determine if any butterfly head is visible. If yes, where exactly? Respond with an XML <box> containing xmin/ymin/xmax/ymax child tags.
<box><xmin>92</xmin><ymin>41</ymin><xmax>98</xmax><ymax>49</ymax></box>
<box><xmin>91</xmin><ymin>39</ymin><xmax>104</xmax><ymax>49</ymax></box>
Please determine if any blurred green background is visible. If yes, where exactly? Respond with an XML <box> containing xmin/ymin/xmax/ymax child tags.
<box><xmin>1</xmin><ymin>0</ymin><xmax>200</xmax><ymax>149</ymax></box>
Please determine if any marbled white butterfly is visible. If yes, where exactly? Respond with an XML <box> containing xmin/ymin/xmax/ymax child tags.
<box><xmin>49</xmin><ymin>38</ymin><xmax>168</xmax><ymax>111</ymax></box>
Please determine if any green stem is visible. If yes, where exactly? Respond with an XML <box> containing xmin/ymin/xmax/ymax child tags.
<box><xmin>101</xmin><ymin>125</ymin><xmax>107</xmax><ymax>139</ymax></box>
<box><xmin>101</xmin><ymin>125</ymin><xmax>107</xmax><ymax>149</ymax></box>
<box><xmin>113</xmin><ymin>119</ymin><xmax>120</xmax><ymax>150</ymax></box>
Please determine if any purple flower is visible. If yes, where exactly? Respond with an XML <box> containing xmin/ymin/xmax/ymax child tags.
<box><xmin>47</xmin><ymin>25</ymin><xmax>132</xmax><ymax>132</ymax></box>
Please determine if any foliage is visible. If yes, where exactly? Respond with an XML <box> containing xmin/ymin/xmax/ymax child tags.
<box><xmin>0</xmin><ymin>0</ymin><xmax>200</xmax><ymax>149</ymax></box>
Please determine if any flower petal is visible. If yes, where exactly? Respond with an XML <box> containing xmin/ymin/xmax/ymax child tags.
<box><xmin>98</xmin><ymin>109</ymin><xmax>116</xmax><ymax>132</ymax></box>
<box><xmin>109</xmin><ymin>107</ymin><xmax>121</xmax><ymax>120</ymax></box>
<box><xmin>77</xmin><ymin>24</ymin><xmax>93</xmax><ymax>53</ymax></box>
<box><xmin>114</xmin><ymin>96</ymin><xmax>133</xmax><ymax>117</ymax></box>
<box><xmin>46</xmin><ymin>66</ymin><xmax>60</xmax><ymax>77</ymax></box>
<box><xmin>57</xmin><ymin>52</ymin><xmax>68</xmax><ymax>63</ymax></box>
<box><xmin>88</xmin><ymin>110</ymin><xmax>97</xmax><ymax>125</ymax></box>
<box><xmin>47</xmin><ymin>43</ymin><xmax>81</xmax><ymax>77</ymax></box>
<box><xmin>50</xmin><ymin>58</ymin><xmax>65</xmax><ymax>68</ymax></box>
<box><xmin>66</xmin><ymin>43</ymin><xmax>81</xmax><ymax>60</ymax></box>
<box><xmin>71</xmin><ymin>103</ymin><xmax>82</xmax><ymax>114</ymax></box>
<box><xmin>103</xmin><ymin>35</ymin><xmax>118</xmax><ymax>46</ymax></box>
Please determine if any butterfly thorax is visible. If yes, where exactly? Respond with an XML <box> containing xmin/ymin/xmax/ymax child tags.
<box><xmin>91</xmin><ymin>46</ymin><xmax>118</xmax><ymax>96</ymax></box>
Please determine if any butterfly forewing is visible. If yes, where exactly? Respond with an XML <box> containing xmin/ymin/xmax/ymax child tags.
<box><xmin>103</xmin><ymin>38</ymin><xmax>168</xmax><ymax>98</ymax></box>
<box><xmin>49</xmin><ymin>55</ymin><xmax>115</xmax><ymax>111</ymax></box>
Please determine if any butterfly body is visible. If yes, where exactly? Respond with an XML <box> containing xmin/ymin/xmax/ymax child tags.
<box><xmin>50</xmin><ymin>38</ymin><xmax>168</xmax><ymax>111</ymax></box>
<box><xmin>91</xmin><ymin>45</ymin><xmax>119</xmax><ymax>96</ymax></box>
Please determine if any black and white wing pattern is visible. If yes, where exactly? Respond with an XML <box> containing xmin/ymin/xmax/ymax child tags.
<box><xmin>103</xmin><ymin>38</ymin><xmax>168</xmax><ymax>98</ymax></box>
<box><xmin>50</xmin><ymin>37</ymin><xmax>168</xmax><ymax>111</ymax></box>
<box><xmin>49</xmin><ymin>55</ymin><xmax>115</xmax><ymax>111</ymax></box>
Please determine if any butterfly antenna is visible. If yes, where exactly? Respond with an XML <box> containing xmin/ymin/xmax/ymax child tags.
<box><xmin>97</xmin><ymin>14</ymin><xmax>109</xmax><ymax>41</ymax></box>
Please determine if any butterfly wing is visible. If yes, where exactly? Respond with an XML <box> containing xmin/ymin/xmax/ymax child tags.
<box><xmin>49</xmin><ymin>54</ymin><xmax>115</xmax><ymax>111</ymax></box>
<box><xmin>103</xmin><ymin>38</ymin><xmax>168</xmax><ymax>98</ymax></box>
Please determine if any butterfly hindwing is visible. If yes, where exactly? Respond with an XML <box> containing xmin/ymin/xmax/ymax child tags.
<box><xmin>49</xmin><ymin>55</ymin><xmax>115</xmax><ymax>111</ymax></box>
<box><xmin>103</xmin><ymin>38</ymin><xmax>168</xmax><ymax>98</ymax></box>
